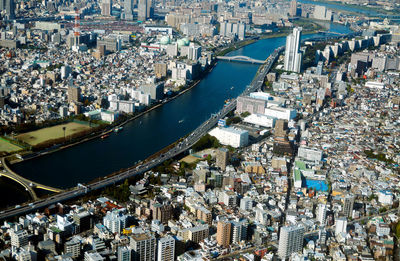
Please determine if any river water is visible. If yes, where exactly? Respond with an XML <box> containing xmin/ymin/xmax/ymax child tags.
<box><xmin>299</xmin><ymin>0</ymin><xmax>397</xmax><ymax>18</ymax></box>
<box><xmin>0</xmin><ymin>22</ymin><xmax>352</xmax><ymax>209</ymax></box>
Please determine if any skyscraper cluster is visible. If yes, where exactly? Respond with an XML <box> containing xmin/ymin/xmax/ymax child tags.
<box><xmin>284</xmin><ymin>27</ymin><xmax>303</xmax><ymax>73</ymax></box>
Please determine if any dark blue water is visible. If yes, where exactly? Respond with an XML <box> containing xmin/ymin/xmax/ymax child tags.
<box><xmin>3</xmin><ymin>22</ymin><xmax>351</xmax><ymax>207</ymax></box>
<box><xmin>299</xmin><ymin>0</ymin><xmax>398</xmax><ymax>18</ymax></box>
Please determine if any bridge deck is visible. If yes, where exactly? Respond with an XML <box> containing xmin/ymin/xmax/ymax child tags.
<box><xmin>216</xmin><ymin>55</ymin><xmax>265</xmax><ymax>64</ymax></box>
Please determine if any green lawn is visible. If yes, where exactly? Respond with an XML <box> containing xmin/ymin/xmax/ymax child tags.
<box><xmin>0</xmin><ymin>138</ymin><xmax>22</xmax><ymax>153</ymax></box>
<box><xmin>16</xmin><ymin>122</ymin><xmax>91</xmax><ymax>146</ymax></box>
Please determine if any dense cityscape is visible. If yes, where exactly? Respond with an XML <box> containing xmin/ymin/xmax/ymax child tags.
<box><xmin>0</xmin><ymin>0</ymin><xmax>399</xmax><ymax>260</ymax></box>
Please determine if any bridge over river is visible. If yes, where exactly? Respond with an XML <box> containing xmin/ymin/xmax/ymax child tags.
<box><xmin>216</xmin><ymin>55</ymin><xmax>266</xmax><ymax>64</ymax></box>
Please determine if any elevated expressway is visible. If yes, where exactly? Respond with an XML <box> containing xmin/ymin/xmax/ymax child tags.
<box><xmin>0</xmin><ymin>157</ymin><xmax>62</xmax><ymax>200</ymax></box>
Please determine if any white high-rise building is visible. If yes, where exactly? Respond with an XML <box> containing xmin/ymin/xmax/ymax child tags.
<box><xmin>240</xmin><ymin>197</ymin><xmax>253</xmax><ymax>211</ymax></box>
<box><xmin>157</xmin><ymin>236</ymin><xmax>175</xmax><ymax>261</ymax></box>
<box><xmin>284</xmin><ymin>27</ymin><xmax>303</xmax><ymax>73</ymax></box>
<box><xmin>103</xmin><ymin>210</ymin><xmax>127</xmax><ymax>234</ymax></box>
<box><xmin>188</xmin><ymin>43</ymin><xmax>201</xmax><ymax>61</ymax></box>
<box><xmin>278</xmin><ymin>224</ymin><xmax>305</xmax><ymax>259</ymax></box>
<box><xmin>335</xmin><ymin>217</ymin><xmax>347</xmax><ymax>236</ymax></box>
<box><xmin>316</xmin><ymin>204</ymin><xmax>327</xmax><ymax>226</ymax></box>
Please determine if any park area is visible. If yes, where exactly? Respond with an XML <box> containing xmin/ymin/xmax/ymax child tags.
<box><xmin>0</xmin><ymin>138</ymin><xmax>23</xmax><ymax>153</ymax></box>
<box><xmin>16</xmin><ymin>122</ymin><xmax>92</xmax><ymax>146</ymax></box>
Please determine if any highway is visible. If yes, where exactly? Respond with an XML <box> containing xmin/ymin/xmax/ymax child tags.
<box><xmin>0</xmin><ymin>31</ymin><xmax>358</xmax><ymax>221</ymax></box>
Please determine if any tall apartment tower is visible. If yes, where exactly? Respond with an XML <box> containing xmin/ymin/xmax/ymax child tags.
<box><xmin>137</xmin><ymin>0</ymin><xmax>147</xmax><ymax>21</ymax></box>
<box><xmin>316</xmin><ymin>203</ymin><xmax>327</xmax><ymax>225</ymax></box>
<box><xmin>0</xmin><ymin>0</ymin><xmax>15</xmax><ymax>19</ymax></box>
<box><xmin>130</xmin><ymin>233</ymin><xmax>156</xmax><ymax>261</ymax></box>
<box><xmin>343</xmin><ymin>194</ymin><xmax>355</xmax><ymax>218</ymax></box>
<box><xmin>289</xmin><ymin>0</ymin><xmax>297</xmax><ymax>17</ymax></box>
<box><xmin>157</xmin><ymin>236</ymin><xmax>175</xmax><ymax>261</ymax></box>
<box><xmin>101</xmin><ymin>0</ymin><xmax>112</xmax><ymax>16</ymax></box>
<box><xmin>124</xmin><ymin>0</ymin><xmax>134</xmax><ymax>20</ymax></box>
<box><xmin>138</xmin><ymin>0</ymin><xmax>153</xmax><ymax>21</ymax></box>
<box><xmin>216</xmin><ymin>148</ymin><xmax>229</xmax><ymax>171</ymax></box>
<box><xmin>284</xmin><ymin>27</ymin><xmax>303</xmax><ymax>73</ymax></box>
<box><xmin>278</xmin><ymin>225</ymin><xmax>305</xmax><ymax>260</ymax></box>
<box><xmin>4</xmin><ymin>0</ymin><xmax>15</xmax><ymax>19</ymax></box>
<box><xmin>67</xmin><ymin>86</ymin><xmax>81</xmax><ymax>103</ymax></box>
<box><xmin>216</xmin><ymin>220</ymin><xmax>231</xmax><ymax>248</ymax></box>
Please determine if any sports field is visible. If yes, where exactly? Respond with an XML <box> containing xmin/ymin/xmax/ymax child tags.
<box><xmin>0</xmin><ymin>138</ymin><xmax>22</xmax><ymax>153</ymax></box>
<box><xmin>16</xmin><ymin>122</ymin><xmax>91</xmax><ymax>146</ymax></box>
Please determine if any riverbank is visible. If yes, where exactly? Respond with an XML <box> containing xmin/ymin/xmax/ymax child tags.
<box><xmin>10</xmin><ymin>72</ymin><xmax>207</xmax><ymax>165</ymax></box>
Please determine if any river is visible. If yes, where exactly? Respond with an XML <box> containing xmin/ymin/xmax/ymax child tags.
<box><xmin>298</xmin><ymin>0</ymin><xmax>398</xmax><ymax>18</ymax></box>
<box><xmin>0</xmin><ymin>22</ymin><xmax>352</xmax><ymax>209</ymax></box>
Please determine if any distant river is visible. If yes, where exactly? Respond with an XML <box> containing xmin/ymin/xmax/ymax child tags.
<box><xmin>299</xmin><ymin>0</ymin><xmax>398</xmax><ymax>18</ymax></box>
<box><xmin>0</xmin><ymin>22</ymin><xmax>352</xmax><ymax>209</ymax></box>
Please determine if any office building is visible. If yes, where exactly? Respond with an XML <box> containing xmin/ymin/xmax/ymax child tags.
<box><xmin>216</xmin><ymin>147</ymin><xmax>229</xmax><ymax>171</ymax></box>
<box><xmin>130</xmin><ymin>233</ymin><xmax>156</xmax><ymax>261</ymax></box>
<box><xmin>124</xmin><ymin>0</ymin><xmax>134</xmax><ymax>20</ymax></box>
<box><xmin>101</xmin><ymin>0</ymin><xmax>112</xmax><ymax>16</ymax></box>
<box><xmin>157</xmin><ymin>236</ymin><xmax>175</xmax><ymax>261</ymax></box>
<box><xmin>103</xmin><ymin>210</ymin><xmax>128</xmax><ymax>234</ymax></box>
<box><xmin>118</xmin><ymin>246</ymin><xmax>131</xmax><ymax>261</ymax></box>
<box><xmin>284</xmin><ymin>27</ymin><xmax>303</xmax><ymax>73</ymax></box>
<box><xmin>216</xmin><ymin>220</ymin><xmax>231</xmax><ymax>248</ymax></box>
<box><xmin>278</xmin><ymin>225</ymin><xmax>305</xmax><ymax>259</ymax></box>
